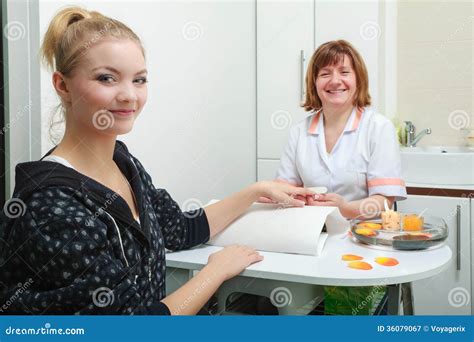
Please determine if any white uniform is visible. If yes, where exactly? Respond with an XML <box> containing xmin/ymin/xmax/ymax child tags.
<box><xmin>276</xmin><ymin>106</ymin><xmax>407</xmax><ymax>202</ymax></box>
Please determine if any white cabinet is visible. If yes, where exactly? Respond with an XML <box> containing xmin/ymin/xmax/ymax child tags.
<box><xmin>257</xmin><ymin>0</ymin><xmax>314</xmax><ymax>160</ymax></box>
<box><xmin>257</xmin><ymin>159</ymin><xmax>281</xmax><ymax>181</ymax></box>
<box><xmin>397</xmin><ymin>195</ymin><xmax>471</xmax><ymax>315</ymax></box>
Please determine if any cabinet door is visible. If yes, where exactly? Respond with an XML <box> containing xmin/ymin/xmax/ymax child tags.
<box><xmin>257</xmin><ymin>0</ymin><xmax>314</xmax><ymax>159</ymax></box>
<box><xmin>397</xmin><ymin>195</ymin><xmax>471</xmax><ymax>315</ymax></box>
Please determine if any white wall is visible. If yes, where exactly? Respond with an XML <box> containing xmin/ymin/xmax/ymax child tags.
<box><xmin>397</xmin><ymin>0</ymin><xmax>473</xmax><ymax>146</ymax></box>
<box><xmin>39</xmin><ymin>0</ymin><xmax>257</xmax><ymax>206</ymax></box>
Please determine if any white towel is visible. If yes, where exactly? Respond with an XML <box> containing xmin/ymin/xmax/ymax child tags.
<box><xmin>206</xmin><ymin>200</ymin><xmax>349</xmax><ymax>256</ymax></box>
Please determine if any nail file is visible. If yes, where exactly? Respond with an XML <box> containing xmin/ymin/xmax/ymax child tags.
<box><xmin>308</xmin><ymin>186</ymin><xmax>328</xmax><ymax>194</ymax></box>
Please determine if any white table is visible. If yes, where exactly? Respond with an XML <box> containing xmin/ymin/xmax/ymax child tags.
<box><xmin>165</xmin><ymin>233</ymin><xmax>452</xmax><ymax>315</ymax></box>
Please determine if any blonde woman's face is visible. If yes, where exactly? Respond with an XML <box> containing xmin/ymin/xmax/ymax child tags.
<box><xmin>315</xmin><ymin>55</ymin><xmax>356</xmax><ymax>109</ymax></box>
<box><xmin>64</xmin><ymin>39</ymin><xmax>147</xmax><ymax>135</ymax></box>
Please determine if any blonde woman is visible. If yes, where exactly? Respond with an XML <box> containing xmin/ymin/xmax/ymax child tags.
<box><xmin>0</xmin><ymin>7</ymin><xmax>311</xmax><ymax>315</ymax></box>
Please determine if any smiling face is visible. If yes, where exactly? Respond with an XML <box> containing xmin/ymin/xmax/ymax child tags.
<box><xmin>315</xmin><ymin>55</ymin><xmax>356</xmax><ymax>110</ymax></box>
<box><xmin>59</xmin><ymin>38</ymin><xmax>148</xmax><ymax>136</ymax></box>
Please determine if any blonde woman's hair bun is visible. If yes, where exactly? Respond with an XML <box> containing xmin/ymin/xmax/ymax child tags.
<box><xmin>41</xmin><ymin>6</ymin><xmax>93</xmax><ymax>70</ymax></box>
<box><xmin>41</xmin><ymin>5</ymin><xmax>142</xmax><ymax>73</ymax></box>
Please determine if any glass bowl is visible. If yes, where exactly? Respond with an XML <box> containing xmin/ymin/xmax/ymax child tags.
<box><xmin>350</xmin><ymin>213</ymin><xmax>448</xmax><ymax>250</ymax></box>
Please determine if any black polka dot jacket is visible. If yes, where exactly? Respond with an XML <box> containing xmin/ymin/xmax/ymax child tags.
<box><xmin>0</xmin><ymin>141</ymin><xmax>210</xmax><ymax>314</ymax></box>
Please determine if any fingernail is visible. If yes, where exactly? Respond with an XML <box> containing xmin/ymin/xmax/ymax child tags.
<box><xmin>313</xmin><ymin>194</ymin><xmax>320</xmax><ymax>199</ymax></box>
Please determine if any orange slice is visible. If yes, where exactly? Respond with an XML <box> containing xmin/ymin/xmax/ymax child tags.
<box><xmin>375</xmin><ymin>257</ymin><xmax>399</xmax><ymax>266</ymax></box>
<box><xmin>355</xmin><ymin>228</ymin><xmax>377</xmax><ymax>237</ymax></box>
<box><xmin>357</xmin><ymin>222</ymin><xmax>382</xmax><ymax>230</ymax></box>
<box><xmin>348</xmin><ymin>261</ymin><xmax>372</xmax><ymax>270</ymax></box>
<box><xmin>342</xmin><ymin>254</ymin><xmax>363</xmax><ymax>261</ymax></box>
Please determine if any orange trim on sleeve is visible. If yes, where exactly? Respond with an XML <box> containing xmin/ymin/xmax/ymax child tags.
<box><xmin>368</xmin><ymin>178</ymin><xmax>406</xmax><ymax>187</ymax></box>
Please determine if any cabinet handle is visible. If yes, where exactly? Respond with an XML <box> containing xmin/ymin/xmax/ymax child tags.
<box><xmin>456</xmin><ymin>205</ymin><xmax>461</xmax><ymax>271</ymax></box>
<box><xmin>300</xmin><ymin>50</ymin><xmax>306</xmax><ymax>102</ymax></box>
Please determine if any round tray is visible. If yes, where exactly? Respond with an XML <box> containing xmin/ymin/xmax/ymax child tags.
<box><xmin>350</xmin><ymin>213</ymin><xmax>448</xmax><ymax>251</ymax></box>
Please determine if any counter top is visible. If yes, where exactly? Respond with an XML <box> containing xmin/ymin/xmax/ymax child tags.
<box><xmin>166</xmin><ymin>233</ymin><xmax>452</xmax><ymax>287</ymax></box>
<box><xmin>406</xmin><ymin>182</ymin><xmax>474</xmax><ymax>191</ymax></box>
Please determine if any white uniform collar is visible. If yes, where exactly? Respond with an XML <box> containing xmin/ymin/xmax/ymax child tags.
<box><xmin>307</xmin><ymin>106</ymin><xmax>365</xmax><ymax>135</ymax></box>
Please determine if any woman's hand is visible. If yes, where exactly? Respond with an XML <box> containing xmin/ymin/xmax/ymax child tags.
<box><xmin>307</xmin><ymin>194</ymin><xmax>394</xmax><ymax>219</ymax></box>
<box><xmin>206</xmin><ymin>245</ymin><xmax>263</xmax><ymax>281</ymax></box>
<box><xmin>307</xmin><ymin>192</ymin><xmax>350</xmax><ymax>215</ymax></box>
<box><xmin>255</xmin><ymin>180</ymin><xmax>312</xmax><ymax>207</ymax></box>
<box><xmin>204</xmin><ymin>180</ymin><xmax>313</xmax><ymax>239</ymax></box>
<box><xmin>163</xmin><ymin>245</ymin><xmax>262</xmax><ymax>315</ymax></box>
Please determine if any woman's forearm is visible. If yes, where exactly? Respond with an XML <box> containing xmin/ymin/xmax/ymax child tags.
<box><xmin>161</xmin><ymin>264</ymin><xmax>225</xmax><ymax>315</ymax></box>
<box><xmin>204</xmin><ymin>183</ymin><xmax>261</xmax><ymax>238</ymax></box>
<box><xmin>342</xmin><ymin>195</ymin><xmax>394</xmax><ymax>219</ymax></box>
